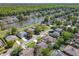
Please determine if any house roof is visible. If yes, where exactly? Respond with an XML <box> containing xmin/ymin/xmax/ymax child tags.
<box><xmin>64</xmin><ymin>45</ymin><xmax>79</xmax><ymax>56</ymax></box>
<box><xmin>5</xmin><ymin>35</ymin><xmax>18</xmax><ymax>41</ymax></box>
<box><xmin>17</xmin><ymin>31</ymin><xmax>27</xmax><ymax>38</ymax></box>
<box><xmin>37</xmin><ymin>42</ymin><xmax>47</xmax><ymax>49</ymax></box>
<box><xmin>73</xmin><ymin>38</ymin><xmax>79</xmax><ymax>44</ymax></box>
<box><xmin>42</xmin><ymin>36</ymin><xmax>56</xmax><ymax>43</ymax></box>
<box><xmin>49</xmin><ymin>31</ymin><xmax>60</xmax><ymax>38</ymax></box>
<box><xmin>55</xmin><ymin>28</ymin><xmax>63</xmax><ymax>33</ymax></box>
<box><xmin>0</xmin><ymin>40</ymin><xmax>4</xmax><ymax>46</ymax></box>
<box><xmin>20</xmin><ymin>48</ymin><xmax>34</xmax><ymax>56</ymax></box>
<box><xmin>54</xmin><ymin>50</ymin><xmax>67</xmax><ymax>56</ymax></box>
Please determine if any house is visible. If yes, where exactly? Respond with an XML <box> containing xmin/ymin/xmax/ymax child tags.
<box><xmin>0</xmin><ymin>40</ymin><xmax>4</xmax><ymax>47</ymax></box>
<box><xmin>4</xmin><ymin>17</ymin><xmax>18</xmax><ymax>24</ymax></box>
<box><xmin>54</xmin><ymin>50</ymin><xmax>67</xmax><ymax>56</ymax></box>
<box><xmin>16</xmin><ymin>31</ymin><xmax>27</xmax><ymax>39</ymax></box>
<box><xmin>63</xmin><ymin>45</ymin><xmax>79</xmax><ymax>56</ymax></box>
<box><xmin>49</xmin><ymin>31</ymin><xmax>60</xmax><ymax>38</ymax></box>
<box><xmin>55</xmin><ymin>28</ymin><xmax>63</xmax><ymax>33</ymax></box>
<box><xmin>19</xmin><ymin>48</ymin><xmax>34</xmax><ymax>56</ymax></box>
<box><xmin>73</xmin><ymin>38</ymin><xmax>79</xmax><ymax>44</ymax></box>
<box><xmin>42</xmin><ymin>36</ymin><xmax>56</xmax><ymax>43</ymax></box>
<box><xmin>5</xmin><ymin>35</ymin><xmax>19</xmax><ymax>41</ymax></box>
<box><xmin>69</xmin><ymin>33</ymin><xmax>79</xmax><ymax>44</ymax></box>
<box><xmin>37</xmin><ymin>42</ymin><xmax>47</xmax><ymax>49</ymax></box>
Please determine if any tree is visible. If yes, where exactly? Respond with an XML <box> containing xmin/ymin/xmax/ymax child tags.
<box><xmin>44</xmin><ymin>15</ymin><xmax>49</xmax><ymax>22</ymax></box>
<box><xmin>11</xmin><ymin>27</ymin><xmax>17</xmax><ymax>35</ymax></box>
<box><xmin>69</xmin><ymin>16</ymin><xmax>77</xmax><ymax>25</ymax></box>
<box><xmin>10</xmin><ymin>46</ymin><xmax>23</xmax><ymax>56</ymax></box>
<box><xmin>37</xmin><ymin>36</ymin><xmax>42</xmax><ymax>42</ymax></box>
<box><xmin>71</xmin><ymin>27</ymin><xmax>78</xmax><ymax>34</ymax></box>
<box><xmin>54</xmin><ymin>41</ymin><xmax>61</xmax><ymax>49</ymax></box>
<box><xmin>34</xmin><ymin>25</ymin><xmax>43</xmax><ymax>35</ymax></box>
<box><xmin>62</xmin><ymin>31</ymin><xmax>72</xmax><ymax>40</ymax></box>
<box><xmin>41</xmin><ymin>48</ymin><xmax>51</xmax><ymax>56</ymax></box>
<box><xmin>58</xmin><ymin>37</ymin><xmax>64</xmax><ymax>43</ymax></box>
<box><xmin>0</xmin><ymin>22</ymin><xmax>5</xmax><ymax>30</ymax></box>
<box><xmin>26</xmin><ymin>30</ymin><xmax>34</xmax><ymax>39</ymax></box>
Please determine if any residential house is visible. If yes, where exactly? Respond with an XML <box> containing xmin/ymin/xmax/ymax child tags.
<box><xmin>42</xmin><ymin>36</ymin><xmax>56</xmax><ymax>43</ymax></box>
<box><xmin>37</xmin><ymin>42</ymin><xmax>47</xmax><ymax>49</ymax></box>
<box><xmin>49</xmin><ymin>31</ymin><xmax>60</xmax><ymax>38</ymax></box>
<box><xmin>19</xmin><ymin>48</ymin><xmax>34</xmax><ymax>56</ymax></box>
<box><xmin>54</xmin><ymin>50</ymin><xmax>67</xmax><ymax>56</ymax></box>
<box><xmin>55</xmin><ymin>28</ymin><xmax>63</xmax><ymax>33</ymax></box>
<box><xmin>16</xmin><ymin>31</ymin><xmax>27</xmax><ymax>39</ymax></box>
<box><xmin>0</xmin><ymin>40</ymin><xmax>4</xmax><ymax>48</ymax></box>
<box><xmin>5</xmin><ymin>35</ymin><xmax>19</xmax><ymax>41</ymax></box>
<box><xmin>63</xmin><ymin>45</ymin><xmax>79</xmax><ymax>56</ymax></box>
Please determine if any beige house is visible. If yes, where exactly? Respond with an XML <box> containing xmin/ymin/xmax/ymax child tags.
<box><xmin>64</xmin><ymin>45</ymin><xmax>79</xmax><ymax>56</ymax></box>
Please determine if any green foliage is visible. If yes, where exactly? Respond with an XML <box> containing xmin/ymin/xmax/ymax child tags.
<box><xmin>44</xmin><ymin>16</ymin><xmax>49</xmax><ymax>22</ymax></box>
<box><xmin>54</xmin><ymin>40</ymin><xmax>61</xmax><ymax>49</ymax></box>
<box><xmin>51</xmin><ymin>24</ymin><xmax>57</xmax><ymax>29</ymax></box>
<box><xmin>10</xmin><ymin>46</ymin><xmax>23</xmax><ymax>56</ymax></box>
<box><xmin>34</xmin><ymin>24</ymin><xmax>48</xmax><ymax>35</ymax></box>
<box><xmin>62</xmin><ymin>31</ymin><xmax>72</xmax><ymax>40</ymax></box>
<box><xmin>34</xmin><ymin>25</ymin><xmax>42</xmax><ymax>35</ymax></box>
<box><xmin>71</xmin><ymin>27</ymin><xmax>78</xmax><ymax>34</ymax></box>
<box><xmin>55</xmin><ymin>20</ymin><xmax>62</xmax><ymax>26</ymax></box>
<box><xmin>37</xmin><ymin>36</ymin><xmax>42</xmax><ymax>42</ymax></box>
<box><xmin>26</xmin><ymin>30</ymin><xmax>34</xmax><ymax>39</ymax></box>
<box><xmin>58</xmin><ymin>37</ymin><xmax>64</xmax><ymax>43</ymax></box>
<box><xmin>0</xmin><ymin>4</ymin><xmax>65</xmax><ymax>17</ymax></box>
<box><xmin>54</xmin><ymin>37</ymin><xmax>64</xmax><ymax>49</ymax></box>
<box><xmin>0</xmin><ymin>22</ymin><xmax>5</xmax><ymax>30</ymax></box>
<box><xmin>41</xmin><ymin>48</ymin><xmax>52</xmax><ymax>56</ymax></box>
<box><xmin>26</xmin><ymin>41</ymin><xmax>35</xmax><ymax>48</ymax></box>
<box><xmin>11</xmin><ymin>27</ymin><xmax>17</xmax><ymax>35</ymax></box>
<box><xmin>6</xmin><ymin>40</ymin><xmax>15</xmax><ymax>48</ymax></box>
<box><xmin>68</xmin><ymin>16</ymin><xmax>77</xmax><ymax>25</ymax></box>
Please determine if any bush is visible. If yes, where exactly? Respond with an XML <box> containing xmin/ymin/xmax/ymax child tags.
<box><xmin>6</xmin><ymin>40</ymin><xmax>15</xmax><ymax>48</ymax></box>
<box><xmin>71</xmin><ymin>27</ymin><xmax>78</xmax><ymax>34</ymax></box>
<box><xmin>10</xmin><ymin>46</ymin><xmax>23</xmax><ymax>56</ymax></box>
<box><xmin>26</xmin><ymin>30</ymin><xmax>34</xmax><ymax>39</ymax></box>
<box><xmin>34</xmin><ymin>26</ymin><xmax>42</xmax><ymax>35</ymax></box>
<box><xmin>58</xmin><ymin>37</ymin><xmax>64</xmax><ymax>43</ymax></box>
<box><xmin>26</xmin><ymin>41</ymin><xmax>35</xmax><ymax>48</ymax></box>
<box><xmin>51</xmin><ymin>24</ymin><xmax>57</xmax><ymax>29</ymax></box>
<box><xmin>37</xmin><ymin>36</ymin><xmax>42</xmax><ymax>42</ymax></box>
<box><xmin>44</xmin><ymin>16</ymin><xmax>49</xmax><ymax>22</ymax></box>
<box><xmin>11</xmin><ymin>27</ymin><xmax>17</xmax><ymax>35</ymax></box>
<box><xmin>54</xmin><ymin>41</ymin><xmax>61</xmax><ymax>49</ymax></box>
<box><xmin>62</xmin><ymin>31</ymin><xmax>72</xmax><ymax>40</ymax></box>
<box><xmin>41</xmin><ymin>48</ymin><xmax>51</xmax><ymax>56</ymax></box>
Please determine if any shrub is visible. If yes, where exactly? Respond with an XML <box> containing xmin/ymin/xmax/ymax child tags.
<box><xmin>41</xmin><ymin>48</ymin><xmax>51</xmax><ymax>56</ymax></box>
<box><xmin>58</xmin><ymin>37</ymin><xmax>64</xmax><ymax>43</ymax></box>
<box><xmin>54</xmin><ymin>41</ymin><xmax>61</xmax><ymax>49</ymax></box>
<box><xmin>26</xmin><ymin>30</ymin><xmax>34</xmax><ymax>39</ymax></box>
<box><xmin>10</xmin><ymin>46</ymin><xmax>23</xmax><ymax>56</ymax></box>
<box><xmin>6</xmin><ymin>40</ymin><xmax>15</xmax><ymax>48</ymax></box>
<box><xmin>71</xmin><ymin>27</ymin><xmax>78</xmax><ymax>34</ymax></box>
<box><xmin>37</xmin><ymin>36</ymin><xmax>42</xmax><ymax>42</ymax></box>
<box><xmin>11</xmin><ymin>27</ymin><xmax>17</xmax><ymax>35</ymax></box>
<box><xmin>62</xmin><ymin>31</ymin><xmax>72</xmax><ymax>40</ymax></box>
